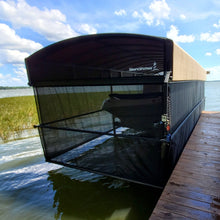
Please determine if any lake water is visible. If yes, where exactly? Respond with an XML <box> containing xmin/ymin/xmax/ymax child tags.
<box><xmin>0</xmin><ymin>137</ymin><xmax>160</xmax><ymax>220</ymax></box>
<box><xmin>0</xmin><ymin>88</ymin><xmax>34</xmax><ymax>98</ymax></box>
<box><xmin>204</xmin><ymin>81</ymin><xmax>220</xmax><ymax>111</ymax></box>
<box><xmin>0</xmin><ymin>81</ymin><xmax>219</xmax><ymax>220</ymax></box>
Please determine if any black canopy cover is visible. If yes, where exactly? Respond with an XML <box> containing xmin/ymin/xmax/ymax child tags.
<box><xmin>25</xmin><ymin>33</ymin><xmax>173</xmax><ymax>86</ymax></box>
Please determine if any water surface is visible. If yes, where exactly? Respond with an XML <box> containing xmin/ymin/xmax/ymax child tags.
<box><xmin>0</xmin><ymin>137</ymin><xmax>161</xmax><ymax>220</ymax></box>
<box><xmin>0</xmin><ymin>88</ymin><xmax>34</xmax><ymax>98</ymax></box>
<box><xmin>205</xmin><ymin>81</ymin><xmax>220</xmax><ymax>111</ymax></box>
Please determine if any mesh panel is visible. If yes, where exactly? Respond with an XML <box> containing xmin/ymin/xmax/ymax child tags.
<box><xmin>169</xmin><ymin>81</ymin><xmax>204</xmax><ymax>133</ymax></box>
<box><xmin>52</xmin><ymin>136</ymin><xmax>167</xmax><ymax>186</ymax></box>
<box><xmin>34</xmin><ymin>84</ymin><xmax>169</xmax><ymax>187</ymax></box>
<box><xmin>35</xmin><ymin>84</ymin><xmax>164</xmax><ymax>156</ymax></box>
<box><xmin>169</xmin><ymin>99</ymin><xmax>205</xmax><ymax>167</ymax></box>
<box><xmin>34</xmin><ymin>81</ymin><xmax>205</xmax><ymax>187</ymax></box>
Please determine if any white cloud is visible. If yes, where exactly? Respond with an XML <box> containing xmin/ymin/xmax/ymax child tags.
<box><xmin>180</xmin><ymin>14</ymin><xmax>186</xmax><ymax>20</ymax></box>
<box><xmin>77</xmin><ymin>24</ymin><xmax>97</xmax><ymax>34</ymax></box>
<box><xmin>132</xmin><ymin>0</ymin><xmax>170</xmax><ymax>26</ymax></box>
<box><xmin>0</xmin><ymin>23</ymin><xmax>42</xmax><ymax>86</ymax></box>
<box><xmin>0</xmin><ymin>23</ymin><xmax>42</xmax><ymax>53</ymax></box>
<box><xmin>0</xmin><ymin>49</ymin><xmax>29</xmax><ymax>64</ymax></box>
<box><xmin>132</xmin><ymin>11</ymin><xmax>139</xmax><ymax>18</ymax></box>
<box><xmin>167</xmin><ymin>25</ymin><xmax>195</xmax><ymax>43</ymax></box>
<box><xmin>114</xmin><ymin>9</ymin><xmax>127</xmax><ymax>16</ymax></box>
<box><xmin>0</xmin><ymin>0</ymin><xmax>80</xmax><ymax>41</ymax></box>
<box><xmin>205</xmin><ymin>52</ymin><xmax>212</xmax><ymax>56</ymax></box>
<box><xmin>0</xmin><ymin>73</ymin><xmax>25</xmax><ymax>86</ymax></box>
<box><xmin>213</xmin><ymin>20</ymin><xmax>220</xmax><ymax>29</ymax></box>
<box><xmin>200</xmin><ymin>32</ymin><xmax>220</xmax><ymax>42</ymax></box>
<box><xmin>0</xmin><ymin>64</ymin><xmax>28</xmax><ymax>86</ymax></box>
<box><xmin>206</xmin><ymin>65</ymin><xmax>220</xmax><ymax>81</ymax></box>
<box><xmin>13</xmin><ymin>64</ymin><xmax>26</xmax><ymax>79</ymax></box>
<box><xmin>216</xmin><ymin>49</ymin><xmax>220</xmax><ymax>55</ymax></box>
<box><xmin>141</xmin><ymin>10</ymin><xmax>154</xmax><ymax>26</ymax></box>
<box><xmin>0</xmin><ymin>23</ymin><xmax>42</xmax><ymax>65</ymax></box>
<box><xmin>149</xmin><ymin>0</ymin><xmax>170</xmax><ymax>20</ymax></box>
<box><xmin>200</xmin><ymin>33</ymin><xmax>210</xmax><ymax>41</ymax></box>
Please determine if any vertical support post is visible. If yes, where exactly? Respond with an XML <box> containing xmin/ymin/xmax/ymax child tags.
<box><xmin>110</xmin><ymin>85</ymin><xmax>116</xmax><ymax>136</ymax></box>
<box><xmin>161</xmin><ymin>39</ymin><xmax>171</xmax><ymax>139</ymax></box>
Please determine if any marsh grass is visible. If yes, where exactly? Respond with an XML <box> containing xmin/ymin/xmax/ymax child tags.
<box><xmin>0</xmin><ymin>96</ymin><xmax>38</xmax><ymax>142</ymax></box>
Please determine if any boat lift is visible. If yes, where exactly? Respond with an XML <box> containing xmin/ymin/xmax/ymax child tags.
<box><xmin>26</xmin><ymin>33</ymin><xmax>206</xmax><ymax>188</ymax></box>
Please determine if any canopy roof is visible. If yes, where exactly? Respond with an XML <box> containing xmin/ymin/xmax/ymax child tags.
<box><xmin>25</xmin><ymin>33</ymin><xmax>173</xmax><ymax>86</ymax></box>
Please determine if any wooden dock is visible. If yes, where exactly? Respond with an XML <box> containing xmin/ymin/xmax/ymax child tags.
<box><xmin>150</xmin><ymin>111</ymin><xmax>220</xmax><ymax>219</ymax></box>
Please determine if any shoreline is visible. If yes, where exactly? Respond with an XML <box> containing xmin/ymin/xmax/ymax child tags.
<box><xmin>0</xmin><ymin>128</ymin><xmax>39</xmax><ymax>144</ymax></box>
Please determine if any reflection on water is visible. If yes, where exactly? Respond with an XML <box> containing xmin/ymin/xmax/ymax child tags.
<box><xmin>0</xmin><ymin>137</ymin><xmax>161</xmax><ymax>219</ymax></box>
<box><xmin>49</xmin><ymin>169</ymin><xmax>161</xmax><ymax>220</ymax></box>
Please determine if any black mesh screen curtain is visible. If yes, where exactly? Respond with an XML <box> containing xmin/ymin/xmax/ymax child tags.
<box><xmin>169</xmin><ymin>81</ymin><xmax>205</xmax><ymax>133</ymax></box>
<box><xmin>168</xmin><ymin>81</ymin><xmax>205</xmax><ymax>167</ymax></box>
<box><xmin>34</xmin><ymin>84</ymin><xmax>168</xmax><ymax>187</ymax></box>
<box><xmin>33</xmin><ymin>81</ymin><xmax>204</xmax><ymax>188</ymax></box>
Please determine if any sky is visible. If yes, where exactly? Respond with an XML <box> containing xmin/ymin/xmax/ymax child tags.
<box><xmin>0</xmin><ymin>0</ymin><xmax>220</xmax><ymax>86</ymax></box>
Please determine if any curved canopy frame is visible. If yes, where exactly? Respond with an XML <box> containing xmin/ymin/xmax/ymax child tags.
<box><xmin>25</xmin><ymin>33</ymin><xmax>173</xmax><ymax>86</ymax></box>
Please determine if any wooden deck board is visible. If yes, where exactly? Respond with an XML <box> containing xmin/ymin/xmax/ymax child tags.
<box><xmin>150</xmin><ymin>111</ymin><xmax>220</xmax><ymax>219</ymax></box>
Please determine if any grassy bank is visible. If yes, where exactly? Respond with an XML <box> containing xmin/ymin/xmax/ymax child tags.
<box><xmin>0</xmin><ymin>96</ymin><xmax>38</xmax><ymax>142</ymax></box>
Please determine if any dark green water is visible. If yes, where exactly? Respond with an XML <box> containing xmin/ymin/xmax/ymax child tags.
<box><xmin>0</xmin><ymin>137</ymin><xmax>161</xmax><ymax>220</ymax></box>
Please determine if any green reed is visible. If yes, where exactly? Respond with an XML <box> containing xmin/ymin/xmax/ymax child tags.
<box><xmin>0</xmin><ymin>96</ymin><xmax>38</xmax><ymax>142</ymax></box>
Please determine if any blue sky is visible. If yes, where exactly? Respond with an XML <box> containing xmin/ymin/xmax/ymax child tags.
<box><xmin>0</xmin><ymin>0</ymin><xmax>220</xmax><ymax>86</ymax></box>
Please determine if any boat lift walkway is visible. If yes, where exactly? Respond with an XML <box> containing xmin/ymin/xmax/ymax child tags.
<box><xmin>150</xmin><ymin>111</ymin><xmax>220</xmax><ymax>219</ymax></box>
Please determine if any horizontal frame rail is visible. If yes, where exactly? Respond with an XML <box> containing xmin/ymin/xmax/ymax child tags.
<box><xmin>35</xmin><ymin>123</ymin><xmax>163</xmax><ymax>143</ymax></box>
